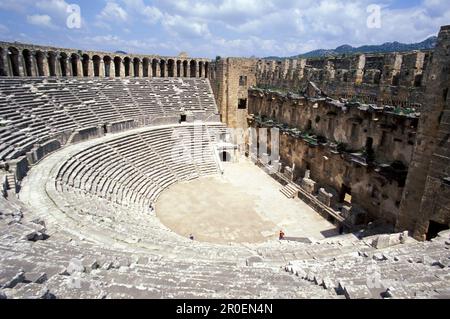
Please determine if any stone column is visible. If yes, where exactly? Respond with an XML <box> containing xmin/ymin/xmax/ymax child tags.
<box><xmin>148</xmin><ymin>60</ymin><xmax>153</xmax><ymax>77</ymax></box>
<box><xmin>381</xmin><ymin>53</ymin><xmax>402</xmax><ymax>85</ymax></box>
<box><xmin>281</xmin><ymin>60</ymin><xmax>289</xmax><ymax>80</ymax></box>
<box><xmin>65</xmin><ymin>55</ymin><xmax>73</xmax><ymax>77</ymax></box>
<box><xmin>163</xmin><ymin>62</ymin><xmax>168</xmax><ymax>77</ymax></box>
<box><xmin>55</xmin><ymin>54</ymin><xmax>62</xmax><ymax>76</ymax></box>
<box><xmin>135</xmin><ymin>60</ymin><xmax>141</xmax><ymax>77</ymax></box>
<box><xmin>31</xmin><ymin>53</ymin><xmax>39</xmax><ymax>76</ymax></box>
<box><xmin>16</xmin><ymin>52</ymin><xmax>25</xmax><ymax>76</ymax></box>
<box><xmin>76</xmin><ymin>57</ymin><xmax>83</xmax><ymax>77</ymax></box>
<box><xmin>186</xmin><ymin>61</ymin><xmax>190</xmax><ymax>78</ymax></box>
<box><xmin>24</xmin><ymin>53</ymin><xmax>36</xmax><ymax>76</ymax></box>
<box><xmin>353</xmin><ymin>54</ymin><xmax>365</xmax><ymax>84</ymax></box>
<box><xmin>87</xmin><ymin>57</ymin><xmax>93</xmax><ymax>77</ymax></box>
<box><xmin>109</xmin><ymin>60</ymin><xmax>115</xmax><ymax>78</ymax></box>
<box><xmin>120</xmin><ymin>60</ymin><xmax>125</xmax><ymax>78</ymax></box>
<box><xmin>143</xmin><ymin>60</ymin><xmax>148</xmax><ymax>78</ymax></box>
<box><xmin>155</xmin><ymin>60</ymin><xmax>161</xmax><ymax>77</ymax></box>
<box><xmin>0</xmin><ymin>48</ymin><xmax>7</xmax><ymax>76</ymax></box>
<box><xmin>174</xmin><ymin>61</ymin><xmax>178</xmax><ymax>78</ymax></box>
<box><xmin>99</xmin><ymin>59</ymin><xmax>105</xmax><ymax>77</ymax></box>
<box><xmin>42</xmin><ymin>53</ymin><xmax>50</xmax><ymax>76</ymax></box>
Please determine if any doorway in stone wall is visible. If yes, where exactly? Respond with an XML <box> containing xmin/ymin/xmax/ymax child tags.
<box><xmin>426</xmin><ymin>220</ymin><xmax>449</xmax><ymax>240</ymax></box>
<box><xmin>220</xmin><ymin>151</ymin><xmax>232</xmax><ymax>162</ymax></box>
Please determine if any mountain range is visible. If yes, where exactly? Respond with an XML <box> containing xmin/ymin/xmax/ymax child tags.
<box><xmin>265</xmin><ymin>36</ymin><xmax>437</xmax><ymax>60</ymax></box>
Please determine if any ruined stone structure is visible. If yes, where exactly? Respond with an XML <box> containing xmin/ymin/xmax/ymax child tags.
<box><xmin>209</xmin><ymin>26</ymin><xmax>449</xmax><ymax>241</ymax></box>
<box><xmin>0</xmin><ymin>28</ymin><xmax>448</xmax><ymax>299</ymax></box>
<box><xmin>247</xmin><ymin>89</ymin><xmax>416</xmax><ymax>228</ymax></box>
<box><xmin>210</xmin><ymin>58</ymin><xmax>257</xmax><ymax>128</ymax></box>
<box><xmin>212</xmin><ymin>49</ymin><xmax>430</xmax><ymax>129</ymax></box>
<box><xmin>256</xmin><ymin>51</ymin><xmax>429</xmax><ymax>108</ymax></box>
<box><xmin>0</xmin><ymin>42</ymin><xmax>210</xmax><ymax>79</ymax></box>
<box><xmin>397</xmin><ymin>26</ymin><xmax>450</xmax><ymax>240</ymax></box>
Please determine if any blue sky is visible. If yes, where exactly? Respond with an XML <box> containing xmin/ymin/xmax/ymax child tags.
<box><xmin>0</xmin><ymin>0</ymin><xmax>448</xmax><ymax>58</ymax></box>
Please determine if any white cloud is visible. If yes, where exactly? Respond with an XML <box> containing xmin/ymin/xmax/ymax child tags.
<box><xmin>26</xmin><ymin>14</ymin><xmax>55</xmax><ymax>28</ymax></box>
<box><xmin>0</xmin><ymin>0</ymin><xmax>31</xmax><ymax>13</ymax></box>
<box><xmin>123</xmin><ymin>0</ymin><xmax>163</xmax><ymax>24</ymax></box>
<box><xmin>36</xmin><ymin>0</ymin><xmax>70</xmax><ymax>18</ymax></box>
<box><xmin>98</xmin><ymin>2</ymin><xmax>129</xmax><ymax>23</ymax></box>
<box><xmin>94</xmin><ymin>20</ymin><xmax>112</xmax><ymax>31</ymax></box>
<box><xmin>162</xmin><ymin>14</ymin><xmax>211</xmax><ymax>38</ymax></box>
<box><xmin>166</xmin><ymin>0</ymin><xmax>276</xmax><ymax>22</ymax></box>
<box><xmin>82</xmin><ymin>34</ymin><xmax>174</xmax><ymax>54</ymax></box>
<box><xmin>2</xmin><ymin>0</ymin><xmax>450</xmax><ymax>58</ymax></box>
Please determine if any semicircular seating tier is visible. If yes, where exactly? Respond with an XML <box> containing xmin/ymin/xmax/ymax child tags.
<box><xmin>0</xmin><ymin>77</ymin><xmax>218</xmax><ymax>162</ymax></box>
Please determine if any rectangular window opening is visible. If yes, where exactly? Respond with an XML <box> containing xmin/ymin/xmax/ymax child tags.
<box><xmin>238</xmin><ymin>98</ymin><xmax>247</xmax><ymax>109</ymax></box>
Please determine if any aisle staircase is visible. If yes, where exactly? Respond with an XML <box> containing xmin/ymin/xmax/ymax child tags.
<box><xmin>280</xmin><ymin>183</ymin><xmax>298</xmax><ymax>199</ymax></box>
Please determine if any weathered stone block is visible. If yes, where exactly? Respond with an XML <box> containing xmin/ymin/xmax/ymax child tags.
<box><xmin>24</xmin><ymin>272</ymin><xmax>47</xmax><ymax>284</ymax></box>
<box><xmin>373</xmin><ymin>234</ymin><xmax>391</xmax><ymax>249</ymax></box>
<box><xmin>301</xmin><ymin>178</ymin><xmax>317</xmax><ymax>194</ymax></box>
<box><xmin>318</xmin><ymin>188</ymin><xmax>337</xmax><ymax>207</ymax></box>
<box><xmin>65</xmin><ymin>259</ymin><xmax>85</xmax><ymax>275</ymax></box>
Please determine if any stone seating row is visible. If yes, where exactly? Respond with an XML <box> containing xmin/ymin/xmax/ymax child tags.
<box><xmin>285</xmin><ymin>232</ymin><xmax>450</xmax><ymax>299</ymax></box>
<box><xmin>55</xmin><ymin>125</ymin><xmax>223</xmax><ymax>212</ymax></box>
<box><xmin>0</xmin><ymin>77</ymin><xmax>218</xmax><ymax>161</ymax></box>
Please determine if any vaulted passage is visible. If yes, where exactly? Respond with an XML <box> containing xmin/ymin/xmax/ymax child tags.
<box><xmin>71</xmin><ymin>54</ymin><xmax>79</xmax><ymax>76</ymax></box>
<box><xmin>60</xmin><ymin>53</ymin><xmax>68</xmax><ymax>76</ymax></box>
<box><xmin>8</xmin><ymin>47</ymin><xmax>20</xmax><ymax>76</ymax></box>
<box><xmin>103</xmin><ymin>56</ymin><xmax>111</xmax><ymax>77</ymax></box>
<box><xmin>35</xmin><ymin>51</ymin><xmax>45</xmax><ymax>76</ymax></box>
<box><xmin>183</xmin><ymin>60</ymin><xmax>188</xmax><ymax>77</ymax></box>
<box><xmin>426</xmin><ymin>221</ymin><xmax>449</xmax><ymax>240</ymax></box>
<box><xmin>22</xmin><ymin>49</ymin><xmax>33</xmax><ymax>76</ymax></box>
<box><xmin>93</xmin><ymin>55</ymin><xmax>101</xmax><ymax>77</ymax></box>
<box><xmin>133</xmin><ymin>58</ymin><xmax>140</xmax><ymax>77</ymax></box>
<box><xmin>176</xmin><ymin>60</ymin><xmax>181</xmax><ymax>77</ymax></box>
<box><xmin>114</xmin><ymin>57</ymin><xmax>121</xmax><ymax>77</ymax></box>
<box><xmin>124</xmin><ymin>57</ymin><xmax>131</xmax><ymax>77</ymax></box>
<box><xmin>142</xmin><ymin>58</ymin><xmax>149</xmax><ymax>77</ymax></box>
<box><xmin>190</xmin><ymin>60</ymin><xmax>197</xmax><ymax>78</ymax></box>
<box><xmin>48</xmin><ymin>52</ymin><xmax>56</xmax><ymax>76</ymax></box>
<box><xmin>152</xmin><ymin>59</ymin><xmax>158</xmax><ymax>77</ymax></box>
<box><xmin>221</xmin><ymin>151</ymin><xmax>232</xmax><ymax>162</ymax></box>
<box><xmin>168</xmin><ymin>59</ymin><xmax>175</xmax><ymax>77</ymax></box>
<box><xmin>82</xmin><ymin>54</ymin><xmax>90</xmax><ymax>77</ymax></box>
<box><xmin>199</xmin><ymin>61</ymin><xmax>203</xmax><ymax>78</ymax></box>
<box><xmin>160</xmin><ymin>60</ymin><xmax>166</xmax><ymax>77</ymax></box>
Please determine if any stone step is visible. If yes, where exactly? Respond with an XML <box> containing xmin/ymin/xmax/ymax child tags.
<box><xmin>279</xmin><ymin>183</ymin><xmax>298</xmax><ymax>199</ymax></box>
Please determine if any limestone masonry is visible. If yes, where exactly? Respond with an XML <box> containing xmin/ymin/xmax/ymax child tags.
<box><xmin>0</xmin><ymin>26</ymin><xmax>448</xmax><ymax>299</ymax></box>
